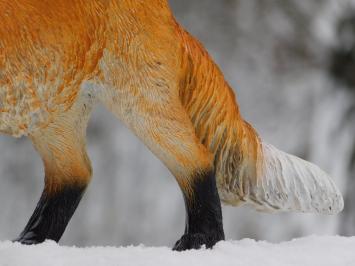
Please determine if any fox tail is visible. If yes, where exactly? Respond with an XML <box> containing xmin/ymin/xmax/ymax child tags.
<box><xmin>218</xmin><ymin>136</ymin><xmax>344</xmax><ymax>214</ymax></box>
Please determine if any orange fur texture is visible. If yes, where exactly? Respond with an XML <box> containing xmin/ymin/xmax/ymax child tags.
<box><xmin>0</xmin><ymin>0</ymin><xmax>261</xmax><ymax>199</ymax></box>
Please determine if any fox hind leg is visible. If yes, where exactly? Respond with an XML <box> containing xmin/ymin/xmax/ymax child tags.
<box><xmin>173</xmin><ymin>169</ymin><xmax>224</xmax><ymax>251</ymax></box>
<box><xmin>100</xmin><ymin>82</ymin><xmax>225</xmax><ymax>250</ymax></box>
<box><xmin>15</xmin><ymin>90</ymin><xmax>94</xmax><ymax>244</ymax></box>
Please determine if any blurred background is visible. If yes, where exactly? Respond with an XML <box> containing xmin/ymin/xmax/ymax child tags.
<box><xmin>1</xmin><ymin>0</ymin><xmax>355</xmax><ymax>247</ymax></box>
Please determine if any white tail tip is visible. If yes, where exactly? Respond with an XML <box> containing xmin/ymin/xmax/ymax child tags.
<box><xmin>246</xmin><ymin>143</ymin><xmax>344</xmax><ymax>214</ymax></box>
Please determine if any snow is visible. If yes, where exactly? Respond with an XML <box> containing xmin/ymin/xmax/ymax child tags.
<box><xmin>0</xmin><ymin>236</ymin><xmax>354</xmax><ymax>266</ymax></box>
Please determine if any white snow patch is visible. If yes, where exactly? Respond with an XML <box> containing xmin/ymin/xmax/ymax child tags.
<box><xmin>0</xmin><ymin>236</ymin><xmax>354</xmax><ymax>266</ymax></box>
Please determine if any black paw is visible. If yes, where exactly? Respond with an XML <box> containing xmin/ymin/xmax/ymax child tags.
<box><xmin>173</xmin><ymin>232</ymin><xmax>224</xmax><ymax>251</ymax></box>
<box><xmin>13</xmin><ymin>232</ymin><xmax>45</xmax><ymax>245</ymax></box>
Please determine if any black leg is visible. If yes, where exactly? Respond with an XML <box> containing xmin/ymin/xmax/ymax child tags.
<box><xmin>173</xmin><ymin>170</ymin><xmax>225</xmax><ymax>251</ymax></box>
<box><xmin>14</xmin><ymin>185</ymin><xmax>86</xmax><ymax>245</ymax></box>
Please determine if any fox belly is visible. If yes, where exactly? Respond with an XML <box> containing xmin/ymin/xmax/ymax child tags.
<box><xmin>0</xmin><ymin>66</ymin><xmax>73</xmax><ymax>137</ymax></box>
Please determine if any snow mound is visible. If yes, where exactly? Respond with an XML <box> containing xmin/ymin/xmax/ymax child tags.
<box><xmin>0</xmin><ymin>236</ymin><xmax>354</xmax><ymax>266</ymax></box>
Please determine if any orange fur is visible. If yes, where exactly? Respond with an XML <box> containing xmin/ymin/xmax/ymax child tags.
<box><xmin>0</xmin><ymin>0</ymin><xmax>106</xmax><ymax>136</ymax></box>
<box><xmin>30</xmin><ymin>90</ymin><xmax>94</xmax><ymax>194</ymax></box>
<box><xmin>176</xmin><ymin>26</ymin><xmax>262</xmax><ymax>202</ymax></box>
<box><xmin>0</xmin><ymin>0</ymin><xmax>261</xmax><ymax>198</ymax></box>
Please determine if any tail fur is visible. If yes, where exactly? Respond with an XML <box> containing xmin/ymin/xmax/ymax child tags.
<box><xmin>177</xmin><ymin>27</ymin><xmax>344</xmax><ymax>214</ymax></box>
<box><xmin>248</xmin><ymin>142</ymin><xmax>344</xmax><ymax>213</ymax></box>
<box><xmin>220</xmin><ymin>140</ymin><xmax>344</xmax><ymax>214</ymax></box>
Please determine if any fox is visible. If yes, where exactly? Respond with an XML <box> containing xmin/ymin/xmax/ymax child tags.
<box><xmin>0</xmin><ymin>0</ymin><xmax>344</xmax><ymax>250</ymax></box>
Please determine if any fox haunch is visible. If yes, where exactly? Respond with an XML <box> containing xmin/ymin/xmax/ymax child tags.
<box><xmin>0</xmin><ymin>0</ymin><xmax>343</xmax><ymax>250</ymax></box>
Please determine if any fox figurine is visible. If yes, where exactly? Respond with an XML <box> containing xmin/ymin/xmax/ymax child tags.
<box><xmin>0</xmin><ymin>0</ymin><xmax>343</xmax><ymax>250</ymax></box>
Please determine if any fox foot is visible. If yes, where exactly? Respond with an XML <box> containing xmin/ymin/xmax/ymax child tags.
<box><xmin>14</xmin><ymin>232</ymin><xmax>43</xmax><ymax>245</ymax></box>
<box><xmin>14</xmin><ymin>185</ymin><xmax>86</xmax><ymax>245</ymax></box>
<box><xmin>174</xmin><ymin>170</ymin><xmax>225</xmax><ymax>251</ymax></box>
<box><xmin>173</xmin><ymin>231</ymin><xmax>224</xmax><ymax>251</ymax></box>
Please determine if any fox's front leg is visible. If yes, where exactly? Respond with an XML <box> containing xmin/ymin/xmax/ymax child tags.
<box><xmin>15</xmin><ymin>94</ymin><xmax>93</xmax><ymax>245</ymax></box>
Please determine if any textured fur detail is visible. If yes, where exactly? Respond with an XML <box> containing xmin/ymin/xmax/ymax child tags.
<box><xmin>254</xmin><ymin>143</ymin><xmax>343</xmax><ymax>213</ymax></box>
<box><xmin>218</xmin><ymin>142</ymin><xmax>344</xmax><ymax>214</ymax></box>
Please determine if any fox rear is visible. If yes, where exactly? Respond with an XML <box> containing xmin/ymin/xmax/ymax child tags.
<box><xmin>0</xmin><ymin>0</ymin><xmax>343</xmax><ymax>250</ymax></box>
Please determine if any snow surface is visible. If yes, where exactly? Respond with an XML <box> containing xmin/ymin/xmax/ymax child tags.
<box><xmin>0</xmin><ymin>236</ymin><xmax>354</xmax><ymax>266</ymax></box>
